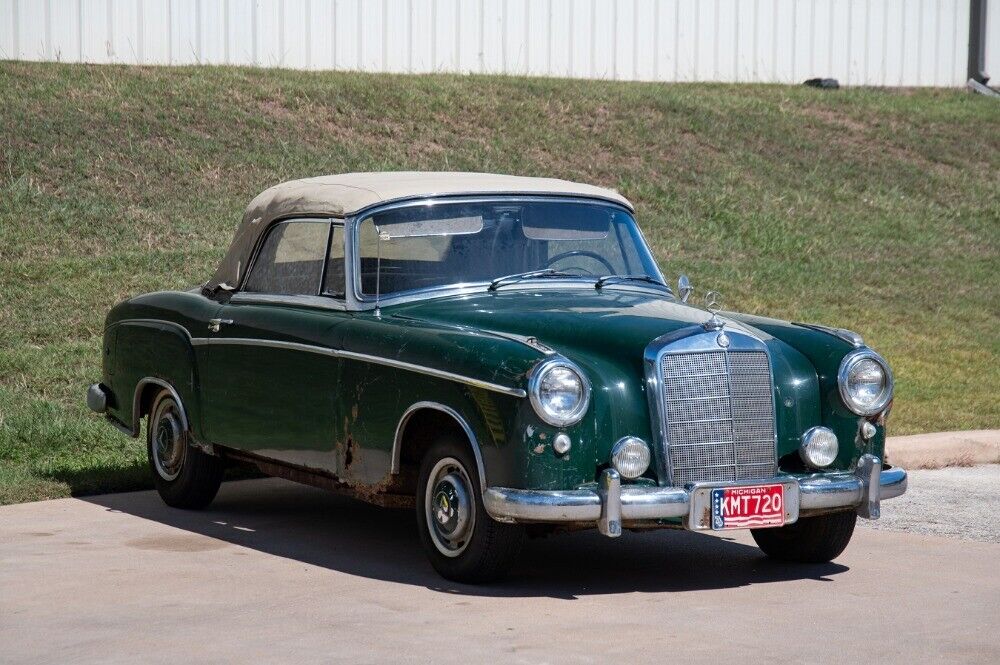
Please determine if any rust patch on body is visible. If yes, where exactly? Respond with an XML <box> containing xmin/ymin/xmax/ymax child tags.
<box><xmin>344</xmin><ymin>437</ymin><xmax>356</xmax><ymax>469</ymax></box>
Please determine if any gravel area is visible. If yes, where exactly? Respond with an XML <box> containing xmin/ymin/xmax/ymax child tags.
<box><xmin>862</xmin><ymin>464</ymin><xmax>1000</xmax><ymax>543</ymax></box>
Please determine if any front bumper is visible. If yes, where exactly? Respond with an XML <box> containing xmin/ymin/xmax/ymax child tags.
<box><xmin>483</xmin><ymin>454</ymin><xmax>907</xmax><ymax>537</ymax></box>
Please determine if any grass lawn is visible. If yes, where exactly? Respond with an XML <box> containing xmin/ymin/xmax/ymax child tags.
<box><xmin>1</xmin><ymin>61</ymin><xmax>997</xmax><ymax>505</ymax></box>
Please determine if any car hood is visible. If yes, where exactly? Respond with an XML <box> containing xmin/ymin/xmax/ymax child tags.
<box><xmin>388</xmin><ymin>287</ymin><xmax>774</xmax><ymax>363</ymax></box>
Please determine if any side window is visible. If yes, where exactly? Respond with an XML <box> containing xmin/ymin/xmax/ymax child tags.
<box><xmin>323</xmin><ymin>225</ymin><xmax>346</xmax><ymax>298</ymax></box>
<box><xmin>243</xmin><ymin>221</ymin><xmax>329</xmax><ymax>295</ymax></box>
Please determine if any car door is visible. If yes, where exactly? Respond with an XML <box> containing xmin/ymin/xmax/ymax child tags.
<box><xmin>199</xmin><ymin>218</ymin><xmax>351</xmax><ymax>473</ymax></box>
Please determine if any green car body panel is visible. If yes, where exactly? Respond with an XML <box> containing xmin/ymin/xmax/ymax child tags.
<box><xmin>99</xmin><ymin>284</ymin><xmax>884</xmax><ymax>494</ymax></box>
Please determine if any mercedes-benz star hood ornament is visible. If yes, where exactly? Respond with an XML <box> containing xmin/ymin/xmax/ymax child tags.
<box><xmin>702</xmin><ymin>290</ymin><xmax>725</xmax><ymax>332</ymax></box>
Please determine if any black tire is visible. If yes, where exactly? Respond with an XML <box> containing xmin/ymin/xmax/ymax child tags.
<box><xmin>751</xmin><ymin>511</ymin><xmax>857</xmax><ymax>563</ymax></box>
<box><xmin>416</xmin><ymin>435</ymin><xmax>525</xmax><ymax>583</ymax></box>
<box><xmin>146</xmin><ymin>389</ymin><xmax>223</xmax><ymax>509</ymax></box>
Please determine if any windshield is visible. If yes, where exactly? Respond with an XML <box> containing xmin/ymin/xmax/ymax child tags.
<box><xmin>356</xmin><ymin>199</ymin><xmax>662</xmax><ymax>297</ymax></box>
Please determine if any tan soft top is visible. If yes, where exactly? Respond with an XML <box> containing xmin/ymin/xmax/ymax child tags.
<box><xmin>207</xmin><ymin>172</ymin><xmax>633</xmax><ymax>291</ymax></box>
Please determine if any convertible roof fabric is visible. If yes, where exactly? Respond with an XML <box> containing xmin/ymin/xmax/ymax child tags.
<box><xmin>207</xmin><ymin>172</ymin><xmax>633</xmax><ymax>291</ymax></box>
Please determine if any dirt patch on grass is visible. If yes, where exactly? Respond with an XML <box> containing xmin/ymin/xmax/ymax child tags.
<box><xmin>796</xmin><ymin>104</ymin><xmax>961</xmax><ymax>179</ymax></box>
<box><xmin>799</xmin><ymin>106</ymin><xmax>871</xmax><ymax>133</ymax></box>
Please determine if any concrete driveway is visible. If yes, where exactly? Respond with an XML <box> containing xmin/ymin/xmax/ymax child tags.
<box><xmin>2</xmin><ymin>477</ymin><xmax>997</xmax><ymax>664</ymax></box>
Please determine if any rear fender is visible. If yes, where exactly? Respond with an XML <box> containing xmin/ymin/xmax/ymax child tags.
<box><xmin>104</xmin><ymin>319</ymin><xmax>202</xmax><ymax>438</ymax></box>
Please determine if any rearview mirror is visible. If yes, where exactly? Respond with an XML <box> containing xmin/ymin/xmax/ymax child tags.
<box><xmin>677</xmin><ymin>274</ymin><xmax>694</xmax><ymax>303</ymax></box>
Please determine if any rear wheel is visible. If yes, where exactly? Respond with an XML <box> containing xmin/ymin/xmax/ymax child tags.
<box><xmin>147</xmin><ymin>389</ymin><xmax>223</xmax><ymax>509</ymax></box>
<box><xmin>416</xmin><ymin>435</ymin><xmax>525</xmax><ymax>583</ymax></box>
<box><xmin>751</xmin><ymin>511</ymin><xmax>857</xmax><ymax>563</ymax></box>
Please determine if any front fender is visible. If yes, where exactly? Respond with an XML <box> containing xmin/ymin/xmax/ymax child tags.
<box><xmin>728</xmin><ymin>312</ymin><xmax>887</xmax><ymax>469</ymax></box>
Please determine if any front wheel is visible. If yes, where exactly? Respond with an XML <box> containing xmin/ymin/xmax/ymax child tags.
<box><xmin>416</xmin><ymin>435</ymin><xmax>525</xmax><ymax>583</ymax></box>
<box><xmin>147</xmin><ymin>389</ymin><xmax>224</xmax><ymax>509</ymax></box>
<box><xmin>751</xmin><ymin>511</ymin><xmax>857</xmax><ymax>563</ymax></box>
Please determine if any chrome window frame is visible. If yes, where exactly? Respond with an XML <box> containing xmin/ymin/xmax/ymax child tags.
<box><xmin>642</xmin><ymin>327</ymin><xmax>779</xmax><ymax>487</ymax></box>
<box><xmin>228</xmin><ymin>292</ymin><xmax>349</xmax><ymax>312</ymax></box>
<box><xmin>343</xmin><ymin>195</ymin><xmax>667</xmax><ymax>312</ymax></box>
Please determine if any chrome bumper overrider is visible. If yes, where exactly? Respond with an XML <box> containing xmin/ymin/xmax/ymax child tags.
<box><xmin>483</xmin><ymin>454</ymin><xmax>907</xmax><ymax>538</ymax></box>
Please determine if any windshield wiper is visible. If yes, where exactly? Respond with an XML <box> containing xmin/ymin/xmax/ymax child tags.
<box><xmin>594</xmin><ymin>274</ymin><xmax>669</xmax><ymax>290</ymax></box>
<box><xmin>488</xmin><ymin>269</ymin><xmax>580</xmax><ymax>291</ymax></box>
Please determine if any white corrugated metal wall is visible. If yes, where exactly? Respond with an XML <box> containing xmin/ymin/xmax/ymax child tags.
<box><xmin>0</xmin><ymin>0</ymin><xmax>996</xmax><ymax>87</ymax></box>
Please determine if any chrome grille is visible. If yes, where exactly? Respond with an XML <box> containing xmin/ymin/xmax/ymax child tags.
<box><xmin>661</xmin><ymin>349</ymin><xmax>776</xmax><ymax>485</ymax></box>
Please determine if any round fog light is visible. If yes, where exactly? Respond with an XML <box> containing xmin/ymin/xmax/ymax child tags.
<box><xmin>611</xmin><ymin>437</ymin><xmax>650</xmax><ymax>479</ymax></box>
<box><xmin>800</xmin><ymin>426</ymin><xmax>839</xmax><ymax>468</ymax></box>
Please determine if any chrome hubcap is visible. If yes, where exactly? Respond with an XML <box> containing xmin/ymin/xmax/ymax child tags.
<box><xmin>425</xmin><ymin>458</ymin><xmax>475</xmax><ymax>557</ymax></box>
<box><xmin>151</xmin><ymin>399</ymin><xmax>185</xmax><ymax>481</ymax></box>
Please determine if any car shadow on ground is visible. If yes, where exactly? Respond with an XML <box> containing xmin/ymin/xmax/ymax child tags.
<box><xmin>84</xmin><ymin>478</ymin><xmax>848</xmax><ymax>600</ymax></box>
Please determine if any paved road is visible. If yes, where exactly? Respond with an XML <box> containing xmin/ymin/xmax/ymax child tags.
<box><xmin>863</xmin><ymin>464</ymin><xmax>1000</xmax><ymax>543</ymax></box>
<box><xmin>2</xmin><ymin>478</ymin><xmax>998</xmax><ymax>664</ymax></box>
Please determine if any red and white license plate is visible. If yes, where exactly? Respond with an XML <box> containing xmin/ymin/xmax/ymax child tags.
<box><xmin>710</xmin><ymin>483</ymin><xmax>785</xmax><ymax>530</ymax></box>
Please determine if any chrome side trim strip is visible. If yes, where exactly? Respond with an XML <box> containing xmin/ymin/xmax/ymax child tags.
<box><xmin>336</xmin><ymin>349</ymin><xmax>527</xmax><ymax>397</ymax></box>
<box><xmin>108</xmin><ymin>319</ymin><xmax>524</xmax><ymax>397</ymax></box>
<box><xmin>203</xmin><ymin>337</ymin><xmax>527</xmax><ymax>398</ymax></box>
<box><xmin>191</xmin><ymin>337</ymin><xmax>323</xmax><ymax>353</ymax></box>
<box><xmin>391</xmin><ymin>401</ymin><xmax>488</xmax><ymax>490</ymax></box>
<box><xmin>107</xmin><ymin>318</ymin><xmax>197</xmax><ymax>341</ymax></box>
<box><xmin>389</xmin><ymin>315</ymin><xmax>558</xmax><ymax>355</ymax></box>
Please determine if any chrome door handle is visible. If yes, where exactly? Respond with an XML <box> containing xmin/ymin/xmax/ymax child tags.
<box><xmin>208</xmin><ymin>318</ymin><xmax>233</xmax><ymax>333</ymax></box>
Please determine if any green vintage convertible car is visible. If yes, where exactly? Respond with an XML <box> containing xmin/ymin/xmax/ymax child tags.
<box><xmin>88</xmin><ymin>172</ymin><xmax>906</xmax><ymax>582</ymax></box>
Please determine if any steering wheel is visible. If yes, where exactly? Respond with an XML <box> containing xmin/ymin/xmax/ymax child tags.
<box><xmin>544</xmin><ymin>250</ymin><xmax>616</xmax><ymax>276</ymax></box>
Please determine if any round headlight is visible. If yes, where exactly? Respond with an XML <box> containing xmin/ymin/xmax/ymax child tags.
<box><xmin>800</xmin><ymin>426</ymin><xmax>839</xmax><ymax>468</ymax></box>
<box><xmin>838</xmin><ymin>349</ymin><xmax>893</xmax><ymax>416</ymax></box>
<box><xmin>611</xmin><ymin>437</ymin><xmax>650</xmax><ymax>479</ymax></box>
<box><xmin>528</xmin><ymin>358</ymin><xmax>591</xmax><ymax>427</ymax></box>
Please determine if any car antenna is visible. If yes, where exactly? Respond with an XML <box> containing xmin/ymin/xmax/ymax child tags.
<box><xmin>374</xmin><ymin>226</ymin><xmax>388</xmax><ymax>318</ymax></box>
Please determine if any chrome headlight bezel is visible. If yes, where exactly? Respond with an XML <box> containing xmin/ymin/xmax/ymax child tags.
<box><xmin>528</xmin><ymin>358</ymin><xmax>591</xmax><ymax>427</ymax></box>
<box><xmin>837</xmin><ymin>348</ymin><xmax>894</xmax><ymax>417</ymax></box>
